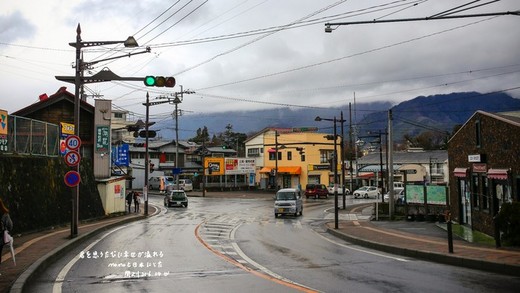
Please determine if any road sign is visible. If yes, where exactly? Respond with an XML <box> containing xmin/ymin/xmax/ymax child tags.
<box><xmin>65</xmin><ymin>135</ymin><xmax>81</xmax><ymax>151</ymax></box>
<box><xmin>64</xmin><ymin>151</ymin><xmax>81</xmax><ymax>167</ymax></box>
<box><xmin>64</xmin><ymin>171</ymin><xmax>81</xmax><ymax>187</ymax></box>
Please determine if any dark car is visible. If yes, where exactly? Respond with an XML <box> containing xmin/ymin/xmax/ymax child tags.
<box><xmin>305</xmin><ymin>183</ymin><xmax>329</xmax><ymax>199</ymax></box>
<box><xmin>164</xmin><ymin>190</ymin><xmax>188</xmax><ymax>208</ymax></box>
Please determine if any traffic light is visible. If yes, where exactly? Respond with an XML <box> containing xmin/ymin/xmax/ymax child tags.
<box><xmin>144</xmin><ymin>76</ymin><xmax>176</xmax><ymax>87</ymax></box>
<box><xmin>324</xmin><ymin>134</ymin><xmax>336</xmax><ymax>140</ymax></box>
<box><xmin>139</xmin><ymin>130</ymin><xmax>157</xmax><ymax>138</ymax></box>
<box><xmin>149</xmin><ymin>162</ymin><xmax>155</xmax><ymax>173</ymax></box>
<box><xmin>296</xmin><ymin>147</ymin><xmax>305</xmax><ymax>155</ymax></box>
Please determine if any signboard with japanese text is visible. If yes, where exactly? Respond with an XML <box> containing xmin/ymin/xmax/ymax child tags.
<box><xmin>96</xmin><ymin>126</ymin><xmax>110</xmax><ymax>153</ymax></box>
<box><xmin>205</xmin><ymin>157</ymin><xmax>224</xmax><ymax>176</ymax></box>
<box><xmin>225</xmin><ymin>158</ymin><xmax>255</xmax><ymax>175</ymax></box>
<box><xmin>308</xmin><ymin>164</ymin><xmax>330</xmax><ymax>171</ymax></box>
<box><xmin>111</xmin><ymin>144</ymin><xmax>129</xmax><ymax>166</ymax></box>
<box><xmin>0</xmin><ymin>110</ymin><xmax>8</xmax><ymax>152</ymax></box>
<box><xmin>60</xmin><ymin>122</ymin><xmax>75</xmax><ymax>137</ymax></box>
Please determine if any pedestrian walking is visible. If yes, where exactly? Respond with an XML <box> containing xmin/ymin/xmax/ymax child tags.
<box><xmin>133</xmin><ymin>192</ymin><xmax>140</xmax><ymax>213</ymax></box>
<box><xmin>126</xmin><ymin>191</ymin><xmax>133</xmax><ymax>213</ymax></box>
<box><xmin>1</xmin><ymin>198</ymin><xmax>14</xmax><ymax>271</ymax></box>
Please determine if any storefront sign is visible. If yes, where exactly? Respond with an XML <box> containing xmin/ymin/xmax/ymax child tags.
<box><xmin>96</xmin><ymin>126</ymin><xmax>110</xmax><ymax>152</ymax></box>
<box><xmin>225</xmin><ymin>158</ymin><xmax>255</xmax><ymax>175</ymax></box>
<box><xmin>309</xmin><ymin>164</ymin><xmax>330</xmax><ymax>171</ymax></box>
<box><xmin>1</xmin><ymin>110</ymin><xmax>8</xmax><ymax>152</ymax></box>
<box><xmin>468</xmin><ymin>154</ymin><xmax>482</xmax><ymax>162</ymax></box>
<box><xmin>472</xmin><ymin>163</ymin><xmax>487</xmax><ymax>173</ymax></box>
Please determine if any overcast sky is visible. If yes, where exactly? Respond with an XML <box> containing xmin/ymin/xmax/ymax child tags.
<box><xmin>1</xmin><ymin>0</ymin><xmax>519</xmax><ymax>128</ymax></box>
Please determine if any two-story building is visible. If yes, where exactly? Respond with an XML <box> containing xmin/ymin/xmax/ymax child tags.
<box><xmin>245</xmin><ymin>127</ymin><xmax>338</xmax><ymax>190</ymax></box>
<box><xmin>448</xmin><ymin>110</ymin><xmax>520</xmax><ymax>238</ymax></box>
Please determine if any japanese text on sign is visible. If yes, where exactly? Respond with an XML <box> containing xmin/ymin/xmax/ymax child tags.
<box><xmin>96</xmin><ymin>126</ymin><xmax>110</xmax><ymax>152</ymax></box>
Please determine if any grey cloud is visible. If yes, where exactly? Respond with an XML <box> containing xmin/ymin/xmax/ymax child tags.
<box><xmin>0</xmin><ymin>11</ymin><xmax>36</xmax><ymax>42</ymax></box>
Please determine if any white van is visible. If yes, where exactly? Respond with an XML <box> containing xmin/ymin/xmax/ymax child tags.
<box><xmin>148</xmin><ymin>176</ymin><xmax>175</xmax><ymax>192</ymax></box>
<box><xmin>175</xmin><ymin>179</ymin><xmax>193</xmax><ymax>192</ymax></box>
<box><xmin>274</xmin><ymin>188</ymin><xmax>303</xmax><ymax>218</ymax></box>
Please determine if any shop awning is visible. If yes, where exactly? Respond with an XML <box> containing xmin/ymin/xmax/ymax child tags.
<box><xmin>277</xmin><ymin>166</ymin><xmax>302</xmax><ymax>175</ymax></box>
<box><xmin>259</xmin><ymin>167</ymin><xmax>272</xmax><ymax>173</ymax></box>
<box><xmin>358</xmin><ymin>164</ymin><xmax>400</xmax><ymax>172</ymax></box>
<box><xmin>259</xmin><ymin>166</ymin><xmax>301</xmax><ymax>175</ymax></box>
<box><xmin>453</xmin><ymin>167</ymin><xmax>468</xmax><ymax>178</ymax></box>
<box><xmin>487</xmin><ymin>168</ymin><xmax>509</xmax><ymax>180</ymax></box>
<box><xmin>357</xmin><ymin>173</ymin><xmax>374</xmax><ymax>178</ymax></box>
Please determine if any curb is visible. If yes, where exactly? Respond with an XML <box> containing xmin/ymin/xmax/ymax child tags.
<box><xmin>325</xmin><ymin>223</ymin><xmax>520</xmax><ymax>277</ymax></box>
<box><xmin>9</xmin><ymin>211</ymin><xmax>153</xmax><ymax>293</ymax></box>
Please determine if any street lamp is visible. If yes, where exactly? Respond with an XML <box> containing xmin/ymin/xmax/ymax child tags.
<box><xmin>67</xmin><ymin>23</ymin><xmax>141</xmax><ymax>238</ymax></box>
<box><xmin>315</xmin><ymin>115</ymin><xmax>345</xmax><ymax>229</ymax></box>
<box><xmin>358</xmin><ymin>131</ymin><xmax>385</xmax><ymax>203</ymax></box>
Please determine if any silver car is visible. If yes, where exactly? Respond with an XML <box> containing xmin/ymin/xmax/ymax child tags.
<box><xmin>164</xmin><ymin>190</ymin><xmax>188</xmax><ymax>208</ymax></box>
<box><xmin>274</xmin><ymin>188</ymin><xmax>303</xmax><ymax>218</ymax></box>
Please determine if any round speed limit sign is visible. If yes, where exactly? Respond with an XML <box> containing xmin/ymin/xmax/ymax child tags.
<box><xmin>65</xmin><ymin>135</ymin><xmax>81</xmax><ymax>151</ymax></box>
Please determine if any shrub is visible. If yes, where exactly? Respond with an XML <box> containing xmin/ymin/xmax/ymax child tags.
<box><xmin>496</xmin><ymin>202</ymin><xmax>520</xmax><ymax>246</ymax></box>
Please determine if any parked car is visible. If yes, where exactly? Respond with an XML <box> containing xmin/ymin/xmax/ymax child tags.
<box><xmin>384</xmin><ymin>188</ymin><xmax>405</xmax><ymax>204</ymax></box>
<box><xmin>274</xmin><ymin>188</ymin><xmax>303</xmax><ymax>218</ymax></box>
<box><xmin>353</xmin><ymin>186</ymin><xmax>380</xmax><ymax>199</ymax></box>
<box><xmin>305</xmin><ymin>183</ymin><xmax>328</xmax><ymax>199</ymax></box>
<box><xmin>164</xmin><ymin>190</ymin><xmax>188</xmax><ymax>208</ymax></box>
<box><xmin>175</xmin><ymin>179</ymin><xmax>193</xmax><ymax>192</ymax></box>
<box><xmin>327</xmin><ymin>184</ymin><xmax>350</xmax><ymax>195</ymax></box>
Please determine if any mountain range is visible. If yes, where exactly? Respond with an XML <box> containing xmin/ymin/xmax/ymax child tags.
<box><xmin>152</xmin><ymin>91</ymin><xmax>520</xmax><ymax>142</ymax></box>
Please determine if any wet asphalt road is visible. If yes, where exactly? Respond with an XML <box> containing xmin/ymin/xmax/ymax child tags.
<box><xmin>26</xmin><ymin>194</ymin><xmax>520</xmax><ymax>293</ymax></box>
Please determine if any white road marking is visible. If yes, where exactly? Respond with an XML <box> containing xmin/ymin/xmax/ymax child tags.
<box><xmin>52</xmin><ymin>226</ymin><xmax>128</xmax><ymax>293</ymax></box>
<box><xmin>313</xmin><ymin>230</ymin><xmax>408</xmax><ymax>262</ymax></box>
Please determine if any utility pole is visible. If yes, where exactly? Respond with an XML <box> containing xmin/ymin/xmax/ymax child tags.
<box><xmin>274</xmin><ymin>130</ymin><xmax>279</xmax><ymax>190</ymax></box>
<box><xmin>348</xmin><ymin>103</ymin><xmax>354</xmax><ymax>194</ymax></box>
<box><xmin>340</xmin><ymin>111</ymin><xmax>346</xmax><ymax>209</ymax></box>
<box><xmin>333</xmin><ymin>117</ymin><xmax>339</xmax><ymax>229</ymax></box>
<box><xmin>174</xmin><ymin>92</ymin><xmax>181</xmax><ymax>191</ymax></box>
<box><xmin>388</xmin><ymin>109</ymin><xmax>395</xmax><ymax>219</ymax></box>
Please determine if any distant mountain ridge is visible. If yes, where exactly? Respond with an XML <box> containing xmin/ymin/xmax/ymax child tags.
<box><xmin>358</xmin><ymin>91</ymin><xmax>520</xmax><ymax>140</ymax></box>
<box><xmin>152</xmin><ymin>92</ymin><xmax>520</xmax><ymax>141</ymax></box>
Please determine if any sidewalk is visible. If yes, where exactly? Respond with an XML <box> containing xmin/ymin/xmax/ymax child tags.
<box><xmin>325</xmin><ymin>208</ymin><xmax>520</xmax><ymax>277</ymax></box>
<box><xmin>1</xmin><ymin>207</ymin><xmax>155</xmax><ymax>293</ymax></box>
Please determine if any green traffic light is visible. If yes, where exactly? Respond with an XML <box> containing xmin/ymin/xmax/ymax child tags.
<box><xmin>144</xmin><ymin>76</ymin><xmax>156</xmax><ymax>86</ymax></box>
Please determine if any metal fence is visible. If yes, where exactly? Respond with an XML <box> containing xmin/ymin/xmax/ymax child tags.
<box><xmin>6</xmin><ymin>115</ymin><xmax>59</xmax><ymax>156</ymax></box>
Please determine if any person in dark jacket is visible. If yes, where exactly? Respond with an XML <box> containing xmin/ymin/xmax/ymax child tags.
<box><xmin>0</xmin><ymin>198</ymin><xmax>13</xmax><ymax>266</ymax></box>
<box><xmin>125</xmin><ymin>191</ymin><xmax>134</xmax><ymax>213</ymax></box>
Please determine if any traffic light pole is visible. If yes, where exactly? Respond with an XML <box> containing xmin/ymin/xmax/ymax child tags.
<box><xmin>333</xmin><ymin>117</ymin><xmax>339</xmax><ymax>229</ymax></box>
<box><xmin>60</xmin><ymin>24</ymin><xmax>146</xmax><ymax>238</ymax></box>
<box><xmin>144</xmin><ymin>92</ymin><xmax>150</xmax><ymax>216</ymax></box>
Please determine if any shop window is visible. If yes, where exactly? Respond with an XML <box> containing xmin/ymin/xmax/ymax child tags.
<box><xmin>482</xmin><ymin>176</ymin><xmax>489</xmax><ymax>212</ymax></box>
<box><xmin>472</xmin><ymin>175</ymin><xmax>479</xmax><ymax>209</ymax></box>
<box><xmin>320</xmin><ymin>150</ymin><xmax>333</xmax><ymax>164</ymax></box>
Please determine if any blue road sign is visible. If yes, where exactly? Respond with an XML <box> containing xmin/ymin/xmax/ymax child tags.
<box><xmin>64</xmin><ymin>171</ymin><xmax>81</xmax><ymax>187</ymax></box>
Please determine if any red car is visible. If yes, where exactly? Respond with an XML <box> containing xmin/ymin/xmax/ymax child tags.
<box><xmin>305</xmin><ymin>184</ymin><xmax>329</xmax><ymax>199</ymax></box>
